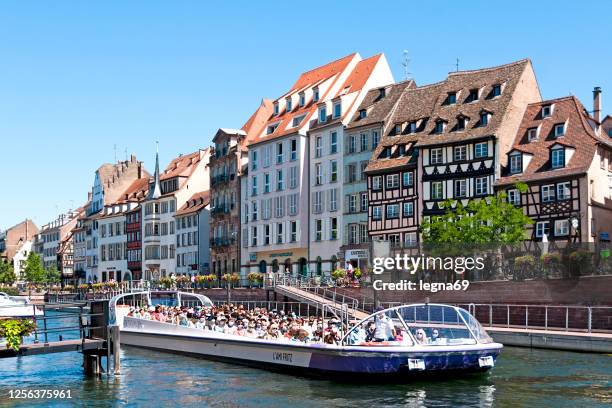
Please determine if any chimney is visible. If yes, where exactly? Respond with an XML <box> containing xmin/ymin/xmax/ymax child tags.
<box><xmin>593</xmin><ymin>86</ymin><xmax>602</xmax><ymax>122</ymax></box>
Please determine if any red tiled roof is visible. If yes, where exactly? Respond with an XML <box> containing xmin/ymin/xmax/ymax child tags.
<box><xmin>241</xmin><ymin>99</ymin><xmax>274</xmax><ymax>150</ymax></box>
<box><xmin>497</xmin><ymin>96</ymin><xmax>600</xmax><ymax>185</ymax></box>
<box><xmin>160</xmin><ymin>150</ymin><xmax>202</xmax><ymax>181</ymax></box>
<box><xmin>336</xmin><ymin>54</ymin><xmax>382</xmax><ymax>97</ymax></box>
<box><xmin>118</xmin><ymin>178</ymin><xmax>150</xmax><ymax>203</ymax></box>
<box><xmin>248</xmin><ymin>53</ymin><xmax>358</xmax><ymax>146</ymax></box>
<box><xmin>176</xmin><ymin>191</ymin><xmax>210</xmax><ymax>216</ymax></box>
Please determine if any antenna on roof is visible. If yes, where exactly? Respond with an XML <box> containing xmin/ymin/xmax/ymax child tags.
<box><xmin>456</xmin><ymin>57</ymin><xmax>460</xmax><ymax>72</ymax></box>
<box><xmin>402</xmin><ymin>50</ymin><xmax>412</xmax><ymax>81</ymax></box>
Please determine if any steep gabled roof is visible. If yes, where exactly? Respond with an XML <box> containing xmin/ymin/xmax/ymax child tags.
<box><xmin>160</xmin><ymin>150</ymin><xmax>203</xmax><ymax>181</ymax></box>
<box><xmin>176</xmin><ymin>191</ymin><xmax>210</xmax><ymax>216</ymax></box>
<box><xmin>365</xmin><ymin>59</ymin><xmax>534</xmax><ymax>173</ymax></box>
<box><xmin>346</xmin><ymin>80</ymin><xmax>416</xmax><ymax>130</ymax></box>
<box><xmin>497</xmin><ymin>96</ymin><xmax>600</xmax><ymax>185</ymax></box>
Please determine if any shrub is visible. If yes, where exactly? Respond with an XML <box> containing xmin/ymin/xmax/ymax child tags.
<box><xmin>247</xmin><ymin>272</ymin><xmax>263</xmax><ymax>283</ymax></box>
<box><xmin>63</xmin><ymin>285</ymin><xmax>74</xmax><ymax>292</ymax></box>
<box><xmin>0</xmin><ymin>318</ymin><xmax>36</xmax><ymax>351</ymax></box>
<box><xmin>331</xmin><ymin>269</ymin><xmax>346</xmax><ymax>281</ymax></box>
<box><xmin>514</xmin><ymin>255</ymin><xmax>536</xmax><ymax>267</ymax></box>
<box><xmin>541</xmin><ymin>253</ymin><xmax>562</xmax><ymax>266</ymax></box>
<box><xmin>0</xmin><ymin>286</ymin><xmax>20</xmax><ymax>296</ymax></box>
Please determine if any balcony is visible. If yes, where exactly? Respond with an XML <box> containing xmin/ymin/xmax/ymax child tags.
<box><xmin>210</xmin><ymin>205</ymin><xmax>231</xmax><ymax>216</ymax></box>
<box><xmin>210</xmin><ymin>237</ymin><xmax>236</xmax><ymax>247</ymax></box>
<box><xmin>211</xmin><ymin>174</ymin><xmax>230</xmax><ymax>187</ymax></box>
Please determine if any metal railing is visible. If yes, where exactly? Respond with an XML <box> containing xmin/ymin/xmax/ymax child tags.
<box><xmin>455</xmin><ymin>303</ymin><xmax>612</xmax><ymax>334</ymax></box>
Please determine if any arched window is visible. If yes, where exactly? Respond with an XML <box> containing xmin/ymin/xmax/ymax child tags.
<box><xmin>284</xmin><ymin>258</ymin><xmax>292</xmax><ymax>274</ymax></box>
<box><xmin>330</xmin><ymin>255</ymin><xmax>337</xmax><ymax>271</ymax></box>
<box><xmin>259</xmin><ymin>260</ymin><xmax>267</xmax><ymax>274</ymax></box>
<box><xmin>316</xmin><ymin>256</ymin><xmax>322</xmax><ymax>276</ymax></box>
<box><xmin>272</xmin><ymin>259</ymin><xmax>279</xmax><ymax>273</ymax></box>
<box><xmin>298</xmin><ymin>258</ymin><xmax>307</xmax><ymax>276</ymax></box>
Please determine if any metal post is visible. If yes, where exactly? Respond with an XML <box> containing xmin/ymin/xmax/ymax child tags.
<box><xmin>526</xmin><ymin>306</ymin><xmax>529</xmax><ymax>328</ymax></box>
<box><xmin>111</xmin><ymin>325</ymin><xmax>121</xmax><ymax>375</ymax></box>
<box><xmin>565</xmin><ymin>307</ymin><xmax>569</xmax><ymax>331</ymax></box>
<box><xmin>43</xmin><ymin>308</ymin><xmax>48</xmax><ymax>344</ymax></box>
<box><xmin>545</xmin><ymin>306</ymin><xmax>548</xmax><ymax>330</ymax></box>
<box><xmin>507</xmin><ymin>305</ymin><xmax>510</xmax><ymax>328</ymax></box>
<box><xmin>489</xmin><ymin>304</ymin><xmax>493</xmax><ymax>327</ymax></box>
<box><xmin>587</xmin><ymin>307</ymin><xmax>592</xmax><ymax>333</ymax></box>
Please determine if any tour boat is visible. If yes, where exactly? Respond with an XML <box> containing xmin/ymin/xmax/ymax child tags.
<box><xmin>110</xmin><ymin>291</ymin><xmax>502</xmax><ymax>380</ymax></box>
<box><xmin>0</xmin><ymin>292</ymin><xmax>43</xmax><ymax>318</ymax></box>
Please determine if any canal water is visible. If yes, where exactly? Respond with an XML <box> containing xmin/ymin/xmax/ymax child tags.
<box><xmin>0</xmin><ymin>314</ymin><xmax>610</xmax><ymax>407</ymax></box>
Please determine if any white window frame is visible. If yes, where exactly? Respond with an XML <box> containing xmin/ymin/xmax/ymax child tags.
<box><xmin>475</xmin><ymin>142</ymin><xmax>488</xmax><ymax>158</ymax></box>
<box><xmin>372</xmin><ymin>206</ymin><xmax>382</xmax><ymax>220</ymax></box>
<box><xmin>431</xmin><ymin>148</ymin><xmax>443</xmax><ymax>164</ymax></box>
<box><xmin>431</xmin><ymin>181</ymin><xmax>443</xmax><ymax>200</ymax></box>
<box><xmin>475</xmin><ymin>177</ymin><xmax>489</xmax><ymax>196</ymax></box>
<box><xmin>535</xmin><ymin>221</ymin><xmax>549</xmax><ymax>238</ymax></box>
<box><xmin>510</xmin><ymin>153</ymin><xmax>522</xmax><ymax>174</ymax></box>
<box><xmin>386</xmin><ymin>204</ymin><xmax>399</xmax><ymax>219</ymax></box>
<box><xmin>507</xmin><ymin>189</ymin><xmax>520</xmax><ymax>206</ymax></box>
<box><xmin>551</xmin><ymin>147</ymin><xmax>565</xmax><ymax>169</ymax></box>
<box><xmin>454</xmin><ymin>145</ymin><xmax>467</xmax><ymax>161</ymax></box>
<box><xmin>455</xmin><ymin>179</ymin><xmax>467</xmax><ymax>198</ymax></box>
<box><xmin>555</xmin><ymin>219</ymin><xmax>569</xmax><ymax>236</ymax></box>
<box><xmin>557</xmin><ymin>182</ymin><xmax>570</xmax><ymax>200</ymax></box>
<box><xmin>541</xmin><ymin>184</ymin><xmax>555</xmax><ymax>202</ymax></box>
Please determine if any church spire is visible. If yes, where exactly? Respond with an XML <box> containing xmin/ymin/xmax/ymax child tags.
<box><xmin>149</xmin><ymin>141</ymin><xmax>162</xmax><ymax>199</ymax></box>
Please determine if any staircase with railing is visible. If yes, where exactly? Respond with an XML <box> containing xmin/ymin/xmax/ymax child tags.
<box><xmin>264</xmin><ymin>275</ymin><xmax>369</xmax><ymax>325</ymax></box>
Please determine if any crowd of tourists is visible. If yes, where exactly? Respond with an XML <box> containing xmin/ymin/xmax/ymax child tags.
<box><xmin>125</xmin><ymin>303</ymin><xmax>430</xmax><ymax>346</ymax></box>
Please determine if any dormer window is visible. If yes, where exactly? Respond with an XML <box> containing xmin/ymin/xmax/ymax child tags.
<box><xmin>267</xmin><ymin>123</ymin><xmax>279</xmax><ymax>135</ymax></box>
<box><xmin>273</xmin><ymin>102</ymin><xmax>279</xmax><ymax>116</ymax></box>
<box><xmin>554</xmin><ymin>123</ymin><xmax>565</xmax><ymax>137</ymax></box>
<box><xmin>509</xmin><ymin>153</ymin><xmax>522</xmax><ymax>174</ymax></box>
<box><xmin>407</xmin><ymin>121</ymin><xmax>417</xmax><ymax>134</ymax></box>
<box><xmin>551</xmin><ymin>146</ymin><xmax>565</xmax><ymax>169</ymax></box>
<box><xmin>286</xmin><ymin>98</ymin><xmax>292</xmax><ymax>113</ymax></box>
<box><xmin>299</xmin><ymin>92</ymin><xmax>305</xmax><ymax>107</ymax></box>
<box><xmin>542</xmin><ymin>105</ymin><xmax>552</xmax><ymax>118</ymax></box>
<box><xmin>359</xmin><ymin>109</ymin><xmax>367</xmax><ymax>119</ymax></box>
<box><xmin>527</xmin><ymin>127</ymin><xmax>539</xmax><ymax>141</ymax></box>
<box><xmin>333</xmin><ymin>101</ymin><xmax>341</xmax><ymax>119</ymax></box>
<box><xmin>434</xmin><ymin>120</ymin><xmax>446</xmax><ymax>134</ymax></box>
<box><xmin>468</xmin><ymin>88</ymin><xmax>479</xmax><ymax>102</ymax></box>
<box><xmin>313</xmin><ymin>87</ymin><xmax>320</xmax><ymax>102</ymax></box>
<box><xmin>492</xmin><ymin>84</ymin><xmax>502</xmax><ymax>97</ymax></box>
<box><xmin>379</xmin><ymin>88</ymin><xmax>386</xmax><ymax>98</ymax></box>
<box><xmin>480</xmin><ymin>112</ymin><xmax>489</xmax><ymax>126</ymax></box>
<box><xmin>394</xmin><ymin>124</ymin><xmax>402</xmax><ymax>135</ymax></box>
<box><xmin>292</xmin><ymin>115</ymin><xmax>305</xmax><ymax>127</ymax></box>
<box><xmin>447</xmin><ymin>92</ymin><xmax>457</xmax><ymax>105</ymax></box>
<box><xmin>318</xmin><ymin>106</ymin><xmax>327</xmax><ymax>123</ymax></box>
<box><xmin>456</xmin><ymin>116</ymin><xmax>468</xmax><ymax>131</ymax></box>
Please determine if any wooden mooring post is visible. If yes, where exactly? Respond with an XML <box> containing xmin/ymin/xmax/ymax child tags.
<box><xmin>110</xmin><ymin>325</ymin><xmax>121</xmax><ymax>375</ymax></box>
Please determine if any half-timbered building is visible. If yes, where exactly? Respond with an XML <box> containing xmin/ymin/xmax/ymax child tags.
<box><xmin>496</xmin><ymin>95</ymin><xmax>612</xmax><ymax>242</ymax></box>
<box><xmin>365</xmin><ymin>59</ymin><xmax>541</xmax><ymax>248</ymax></box>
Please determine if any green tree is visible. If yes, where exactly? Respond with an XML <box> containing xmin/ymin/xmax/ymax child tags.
<box><xmin>45</xmin><ymin>265</ymin><xmax>61</xmax><ymax>284</ymax></box>
<box><xmin>421</xmin><ymin>183</ymin><xmax>532</xmax><ymax>244</ymax></box>
<box><xmin>0</xmin><ymin>260</ymin><xmax>17</xmax><ymax>284</ymax></box>
<box><xmin>23</xmin><ymin>252</ymin><xmax>46</xmax><ymax>284</ymax></box>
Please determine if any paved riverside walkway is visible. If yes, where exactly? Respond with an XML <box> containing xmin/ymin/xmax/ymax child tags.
<box><xmin>487</xmin><ymin>326</ymin><xmax>612</xmax><ymax>353</ymax></box>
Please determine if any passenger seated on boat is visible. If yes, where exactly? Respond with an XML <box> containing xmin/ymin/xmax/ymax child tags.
<box><xmin>215</xmin><ymin>317</ymin><xmax>227</xmax><ymax>333</ymax></box>
<box><xmin>265</xmin><ymin>324</ymin><xmax>281</xmax><ymax>340</ymax></box>
<box><xmin>348</xmin><ymin>323</ymin><xmax>366</xmax><ymax>345</ymax></box>
<box><xmin>245</xmin><ymin>322</ymin><xmax>258</xmax><ymax>338</ymax></box>
<box><xmin>431</xmin><ymin>329</ymin><xmax>440</xmax><ymax>342</ymax></box>
<box><xmin>394</xmin><ymin>326</ymin><xmax>404</xmax><ymax>342</ymax></box>
<box><xmin>323</xmin><ymin>325</ymin><xmax>341</xmax><ymax>345</ymax></box>
<box><xmin>226</xmin><ymin>319</ymin><xmax>237</xmax><ymax>335</ymax></box>
<box><xmin>415</xmin><ymin>329</ymin><xmax>429</xmax><ymax>344</ymax></box>
<box><xmin>365</xmin><ymin>321</ymin><xmax>376</xmax><ymax>342</ymax></box>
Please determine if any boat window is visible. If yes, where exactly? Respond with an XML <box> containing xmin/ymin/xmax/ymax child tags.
<box><xmin>458</xmin><ymin>308</ymin><xmax>493</xmax><ymax>343</ymax></box>
<box><xmin>396</xmin><ymin>305</ymin><xmax>478</xmax><ymax>346</ymax></box>
<box><xmin>345</xmin><ymin>311</ymin><xmax>413</xmax><ymax>347</ymax></box>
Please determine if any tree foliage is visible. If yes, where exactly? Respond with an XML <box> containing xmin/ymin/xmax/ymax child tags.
<box><xmin>23</xmin><ymin>252</ymin><xmax>46</xmax><ymax>284</ymax></box>
<box><xmin>0</xmin><ymin>260</ymin><xmax>16</xmax><ymax>284</ymax></box>
<box><xmin>421</xmin><ymin>184</ymin><xmax>532</xmax><ymax>245</ymax></box>
<box><xmin>45</xmin><ymin>265</ymin><xmax>61</xmax><ymax>284</ymax></box>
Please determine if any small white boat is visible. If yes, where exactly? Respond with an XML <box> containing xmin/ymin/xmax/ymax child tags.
<box><xmin>0</xmin><ymin>292</ymin><xmax>43</xmax><ymax>318</ymax></box>
<box><xmin>110</xmin><ymin>291</ymin><xmax>502</xmax><ymax>381</ymax></box>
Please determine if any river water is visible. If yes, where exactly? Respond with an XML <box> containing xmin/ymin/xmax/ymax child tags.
<box><xmin>0</xmin><ymin>314</ymin><xmax>610</xmax><ymax>407</ymax></box>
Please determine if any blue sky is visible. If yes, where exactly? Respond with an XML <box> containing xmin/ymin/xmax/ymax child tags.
<box><xmin>0</xmin><ymin>1</ymin><xmax>610</xmax><ymax>229</ymax></box>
